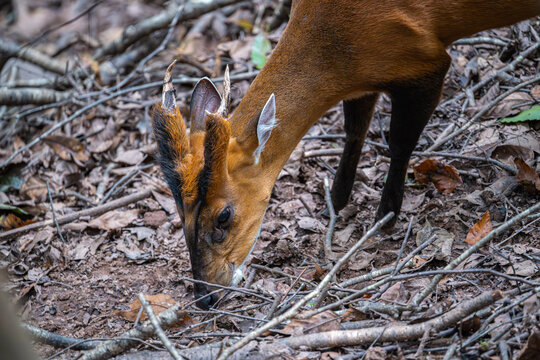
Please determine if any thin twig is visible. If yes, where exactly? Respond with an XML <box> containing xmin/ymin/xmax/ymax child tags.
<box><xmin>371</xmin><ymin>216</ymin><xmax>415</xmax><ymax>300</ymax></box>
<box><xmin>22</xmin><ymin>323</ymin><xmax>99</xmax><ymax>350</ymax></box>
<box><xmin>99</xmin><ymin>163</ymin><xmax>153</xmax><ymax>205</ymax></box>
<box><xmin>0</xmin><ymin>72</ymin><xmax>258</xmax><ymax>169</ymax></box>
<box><xmin>0</xmin><ymin>40</ymin><xmax>67</xmax><ymax>74</ymax></box>
<box><xmin>304</xmin><ymin>139</ymin><xmax>517</xmax><ymax>174</ymax></box>
<box><xmin>93</xmin><ymin>0</ymin><xmax>243</xmax><ymax>60</ymax></box>
<box><xmin>440</xmin><ymin>42</ymin><xmax>540</xmax><ymax>107</ymax></box>
<box><xmin>216</xmin><ymin>212</ymin><xmax>394</xmax><ymax>360</ymax></box>
<box><xmin>429</xmin><ymin>74</ymin><xmax>540</xmax><ymax>151</ymax></box>
<box><xmin>281</xmin><ymin>290</ymin><xmax>502</xmax><ymax>349</ymax></box>
<box><xmin>0</xmin><ymin>188</ymin><xmax>153</xmax><ymax>241</ymax></box>
<box><xmin>412</xmin><ymin>201</ymin><xmax>540</xmax><ymax>307</ymax></box>
<box><xmin>180</xmin><ymin>277</ymin><xmax>273</xmax><ymax>303</ymax></box>
<box><xmin>79</xmin><ymin>303</ymin><xmax>185</xmax><ymax>360</ymax></box>
<box><xmin>111</xmin><ymin>4</ymin><xmax>185</xmax><ymax>90</ymax></box>
<box><xmin>0</xmin><ymin>88</ymin><xmax>72</xmax><ymax>106</ymax></box>
<box><xmin>46</xmin><ymin>180</ymin><xmax>66</xmax><ymax>243</ymax></box>
<box><xmin>308</xmin><ymin>235</ymin><xmax>437</xmax><ymax>317</ymax></box>
<box><xmin>452</xmin><ymin>37</ymin><xmax>507</xmax><ymax>46</ymax></box>
<box><xmin>138</xmin><ymin>294</ymin><xmax>185</xmax><ymax>360</ymax></box>
<box><xmin>323</xmin><ymin>176</ymin><xmax>337</xmax><ymax>259</ymax></box>
<box><xmin>24</xmin><ymin>0</ymin><xmax>105</xmax><ymax>48</ymax></box>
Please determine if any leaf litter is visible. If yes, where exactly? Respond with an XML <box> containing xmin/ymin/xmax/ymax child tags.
<box><xmin>0</xmin><ymin>1</ymin><xmax>538</xmax><ymax>359</ymax></box>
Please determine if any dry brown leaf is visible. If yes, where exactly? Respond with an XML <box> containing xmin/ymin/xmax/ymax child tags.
<box><xmin>460</xmin><ymin>315</ymin><xmax>481</xmax><ymax>336</ymax></box>
<box><xmin>277</xmin><ymin>310</ymin><xmax>340</xmax><ymax>336</ymax></box>
<box><xmin>515</xmin><ymin>158</ymin><xmax>540</xmax><ymax>193</ymax></box>
<box><xmin>0</xmin><ymin>213</ymin><xmax>35</xmax><ymax>230</ymax></box>
<box><xmin>114</xmin><ymin>293</ymin><xmax>179</xmax><ymax>322</ymax></box>
<box><xmin>517</xmin><ymin>330</ymin><xmax>540</xmax><ymax>360</ymax></box>
<box><xmin>364</xmin><ymin>347</ymin><xmax>387</xmax><ymax>360</ymax></box>
<box><xmin>380</xmin><ymin>282</ymin><xmax>409</xmax><ymax>303</ymax></box>
<box><xmin>531</xmin><ymin>85</ymin><xmax>540</xmax><ymax>100</ymax></box>
<box><xmin>340</xmin><ymin>307</ymin><xmax>367</xmax><ymax>322</ymax></box>
<box><xmin>114</xmin><ymin>150</ymin><xmax>144</xmax><ymax>165</ymax></box>
<box><xmin>217</xmin><ymin>37</ymin><xmax>255</xmax><ymax>62</ymax></box>
<box><xmin>143</xmin><ymin>211</ymin><xmax>168</xmax><ymax>228</ymax></box>
<box><xmin>489</xmin><ymin>92</ymin><xmax>531</xmax><ymax>118</ymax></box>
<box><xmin>413</xmin><ymin>255</ymin><xmax>428</xmax><ymax>267</ymax></box>
<box><xmin>297</xmin><ymin>217</ymin><xmax>325</xmax><ymax>233</ymax></box>
<box><xmin>88</xmin><ymin>209</ymin><xmax>139</xmax><ymax>231</ymax></box>
<box><xmin>402</xmin><ymin>192</ymin><xmax>426</xmax><ymax>212</ymax></box>
<box><xmin>413</xmin><ymin>159</ymin><xmax>462</xmax><ymax>194</ymax></box>
<box><xmin>334</xmin><ymin>223</ymin><xmax>356</xmax><ymax>247</ymax></box>
<box><xmin>20</xmin><ymin>177</ymin><xmax>48</xmax><ymax>202</ymax></box>
<box><xmin>506</xmin><ymin>260</ymin><xmax>537</xmax><ymax>277</ymax></box>
<box><xmin>416</xmin><ymin>221</ymin><xmax>454</xmax><ymax>262</ymax></box>
<box><xmin>465</xmin><ymin>210</ymin><xmax>492</xmax><ymax>245</ymax></box>
<box><xmin>491</xmin><ymin>144</ymin><xmax>535</xmax><ymax>166</ymax></box>
<box><xmin>43</xmin><ymin>135</ymin><xmax>89</xmax><ymax>162</ymax></box>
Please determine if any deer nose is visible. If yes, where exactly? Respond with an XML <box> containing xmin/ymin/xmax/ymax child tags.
<box><xmin>195</xmin><ymin>290</ymin><xmax>218</xmax><ymax>309</ymax></box>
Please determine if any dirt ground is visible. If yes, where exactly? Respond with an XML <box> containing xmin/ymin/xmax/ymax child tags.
<box><xmin>0</xmin><ymin>1</ymin><xmax>539</xmax><ymax>359</ymax></box>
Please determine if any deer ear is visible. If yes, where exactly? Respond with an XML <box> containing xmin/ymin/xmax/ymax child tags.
<box><xmin>253</xmin><ymin>93</ymin><xmax>277</xmax><ymax>165</ymax></box>
<box><xmin>190</xmin><ymin>78</ymin><xmax>222</xmax><ymax>134</ymax></box>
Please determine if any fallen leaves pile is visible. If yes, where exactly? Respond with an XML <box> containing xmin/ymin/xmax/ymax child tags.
<box><xmin>0</xmin><ymin>0</ymin><xmax>538</xmax><ymax>359</ymax></box>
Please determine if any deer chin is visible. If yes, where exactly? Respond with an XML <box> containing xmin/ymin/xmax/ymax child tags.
<box><xmin>204</xmin><ymin>257</ymin><xmax>234</xmax><ymax>287</ymax></box>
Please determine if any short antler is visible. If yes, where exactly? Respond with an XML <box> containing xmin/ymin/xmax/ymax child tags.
<box><xmin>217</xmin><ymin>65</ymin><xmax>231</xmax><ymax>117</ymax></box>
<box><xmin>162</xmin><ymin>60</ymin><xmax>177</xmax><ymax>110</ymax></box>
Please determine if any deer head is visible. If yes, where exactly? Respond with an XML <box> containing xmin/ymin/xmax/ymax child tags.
<box><xmin>152</xmin><ymin>62</ymin><xmax>277</xmax><ymax>308</ymax></box>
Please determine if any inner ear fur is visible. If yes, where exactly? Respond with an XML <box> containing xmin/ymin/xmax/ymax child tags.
<box><xmin>190</xmin><ymin>78</ymin><xmax>222</xmax><ymax>135</ymax></box>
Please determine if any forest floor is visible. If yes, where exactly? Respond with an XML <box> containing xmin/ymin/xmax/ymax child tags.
<box><xmin>0</xmin><ymin>1</ymin><xmax>539</xmax><ymax>359</ymax></box>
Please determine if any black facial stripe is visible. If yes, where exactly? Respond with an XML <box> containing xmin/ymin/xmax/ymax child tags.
<box><xmin>185</xmin><ymin>201</ymin><xmax>206</xmax><ymax>280</ymax></box>
<box><xmin>198</xmin><ymin>145</ymin><xmax>213</xmax><ymax>209</ymax></box>
<box><xmin>153</xmin><ymin>106</ymin><xmax>184</xmax><ymax>209</ymax></box>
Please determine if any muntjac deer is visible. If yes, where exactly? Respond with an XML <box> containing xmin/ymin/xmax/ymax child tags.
<box><xmin>153</xmin><ymin>0</ymin><xmax>540</xmax><ymax>308</ymax></box>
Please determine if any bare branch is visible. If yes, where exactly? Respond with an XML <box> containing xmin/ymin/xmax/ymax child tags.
<box><xmin>22</xmin><ymin>323</ymin><xmax>99</xmax><ymax>350</ymax></box>
<box><xmin>412</xmin><ymin>201</ymin><xmax>540</xmax><ymax>307</ymax></box>
<box><xmin>93</xmin><ymin>0</ymin><xmax>244</xmax><ymax>60</ymax></box>
<box><xmin>0</xmin><ymin>188</ymin><xmax>153</xmax><ymax>241</ymax></box>
<box><xmin>0</xmin><ymin>40</ymin><xmax>67</xmax><ymax>75</ymax></box>
<box><xmin>79</xmin><ymin>303</ymin><xmax>186</xmax><ymax>360</ymax></box>
<box><xmin>0</xmin><ymin>88</ymin><xmax>71</xmax><ymax>106</ymax></box>
<box><xmin>138</xmin><ymin>294</ymin><xmax>185</xmax><ymax>360</ymax></box>
<box><xmin>216</xmin><ymin>212</ymin><xmax>395</xmax><ymax>360</ymax></box>
<box><xmin>429</xmin><ymin>74</ymin><xmax>540</xmax><ymax>151</ymax></box>
<box><xmin>282</xmin><ymin>290</ymin><xmax>502</xmax><ymax>349</ymax></box>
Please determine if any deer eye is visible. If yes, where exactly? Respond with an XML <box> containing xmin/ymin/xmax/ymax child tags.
<box><xmin>217</xmin><ymin>207</ymin><xmax>232</xmax><ymax>227</ymax></box>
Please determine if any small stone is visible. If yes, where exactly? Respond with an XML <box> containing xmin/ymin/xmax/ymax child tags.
<box><xmin>143</xmin><ymin>210</ymin><xmax>168</xmax><ymax>228</ymax></box>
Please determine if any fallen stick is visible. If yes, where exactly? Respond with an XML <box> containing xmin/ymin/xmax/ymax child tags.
<box><xmin>0</xmin><ymin>188</ymin><xmax>153</xmax><ymax>241</ymax></box>
<box><xmin>428</xmin><ymin>74</ymin><xmax>540</xmax><ymax>151</ymax></box>
<box><xmin>304</xmin><ymin>142</ymin><xmax>517</xmax><ymax>174</ymax></box>
<box><xmin>93</xmin><ymin>0</ymin><xmax>243</xmax><ymax>60</ymax></box>
<box><xmin>0</xmin><ymin>71</ymin><xmax>258</xmax><ymax>168</ymax></box>
<box><xmin>0</xmin><ymin>40</ymin><xmax>67</xmax><ymax>75</ymax></box>
<box><xmin>138</xmin><ymin>294</ymin><xmax>185</xmax><ymax>360</ymax></box>
<box><xmin>79</xmin><ymin>303</ymin><xmax>185</xmax><ymax>360</ymax></box>
<box><xmin>323</xmin><ymin>176</ymin><xmax>337</xmax><ymax>260</ymax></box>
<box><xmin>452</xmin><ymin>36</ymin><xmax>507</xmax><ymax>46</ymax></box>
<box><xmin>216</xmin><ymin>212</ymin><xmax>395</xmax><ymax>360</ymax></box>
<box><xmin>412</xmin><ymin>201</ymin><xmax>540</xmax><ymax>307</ymax></box>
<box><xmin>282</xmin><ymin>290</ymin><xmax>502</xmax><ymax>349</ymax></box>
<box><xmin>22</xmin><ymin>323</ymin><xmax>99</xmax><ymax>350</ymax></box>
<box><xmin>0</xmin><ymin>88</ymin><xmax>72</xmax><ymax>106</ymax></box>
<box><xmin>439</xmin><ymin>42</ymin><xmax>540</xmax><ymax>107</ymax></box>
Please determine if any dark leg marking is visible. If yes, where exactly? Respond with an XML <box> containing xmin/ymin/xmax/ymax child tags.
<box><xmin>375</xmin><ymin>55</ymin><xmax>451</xmax><ymax>228</ymax></box>
<box><xmin>331</xmin><ymin>92</ymin><xmax>379</xmax><ymax>212</ymax></box>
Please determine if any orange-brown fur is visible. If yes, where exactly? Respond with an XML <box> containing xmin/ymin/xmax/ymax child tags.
<box><xmin>181</xmin><ymin>133</ymin><xmax>205</xmax><ymax>204</ymax></box>
<box><xmin>154</xmin><ymin>0</ymin><xmax>540</xmax><ymax>301</ymax></box>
